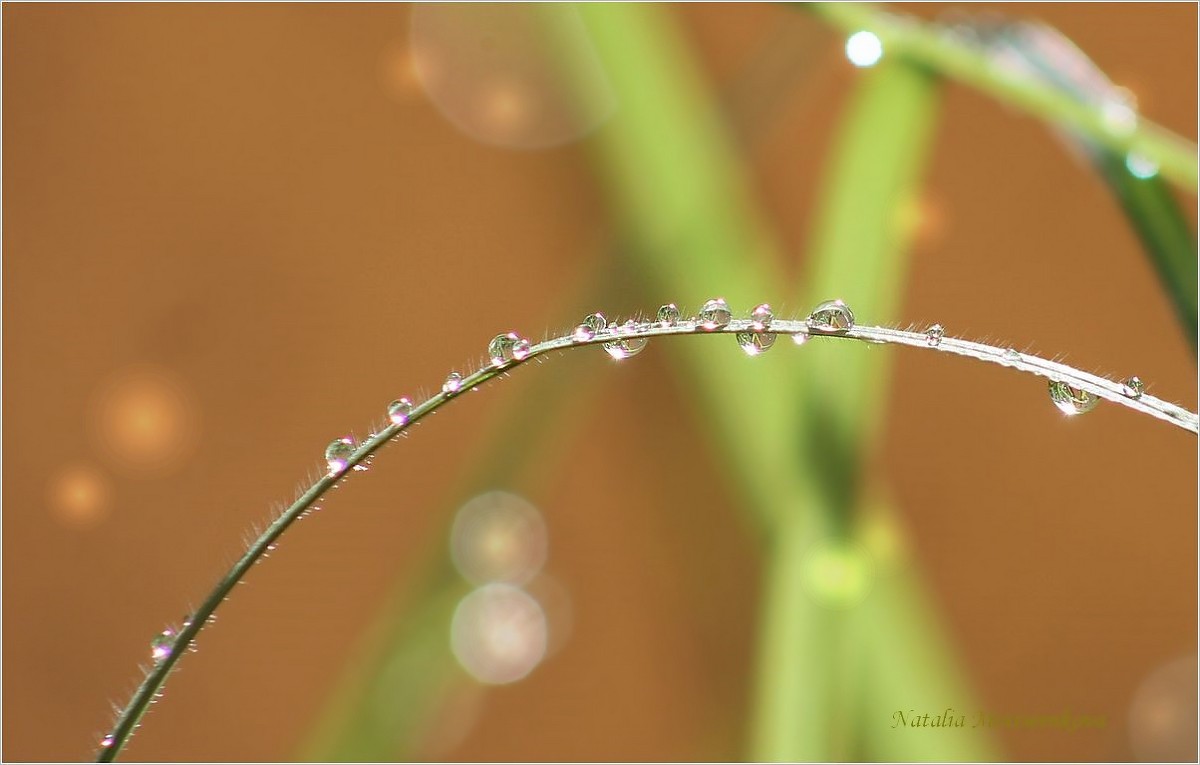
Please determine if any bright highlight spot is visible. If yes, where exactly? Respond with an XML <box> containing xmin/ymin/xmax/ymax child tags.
<box><xmin>90</xmin><ymin>364</ymin><xmax>198</xmax><ymax>474</ymax></box>
<box><xmin>1128</xmin><ymin>655</ymin><xmax>1197</xmax><ymax>762</ymax></box>
<box><xmin>451</xmin><ymin>583</ymin><xmax>547</xmax><ymax>685</ymax></box>
<box><xmin>845</xmin><ymin>31</ymin><xmax>883</xmax><ymax>68</ymax></box>
<box><xmin>48</xmin><ymin>463</ymin><xmax>111</xmax><ymax>529</ymax></box>
<box><xmin>1126</xmin><ymin>152</ymin><xmax>1159</xmax><ymax>179</ymax></box>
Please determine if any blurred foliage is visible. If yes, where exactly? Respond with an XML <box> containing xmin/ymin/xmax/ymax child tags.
<box><xmin>305</xmin><ymin>3</ymin><xmax>1193</xmax><ymax>763</ymax></box>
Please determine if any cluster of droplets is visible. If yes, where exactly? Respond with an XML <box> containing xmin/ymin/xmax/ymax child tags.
<box><xmin>316</xmin><ymin>298</ymin><xmax>1163</xmax><ymax>483</ymax></box>
<box><xmin>487</xmin><ymin>332</ymin><xmax>532</xmax><ymax>367</ymax></box>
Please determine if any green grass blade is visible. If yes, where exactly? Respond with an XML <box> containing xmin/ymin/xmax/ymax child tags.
<box><xmin>1094</xmin><ymin>152</ymin><xmax>1198</xmax><ymax>350</ymax></box>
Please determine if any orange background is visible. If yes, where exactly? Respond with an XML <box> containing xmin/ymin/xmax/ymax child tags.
<box><xmin>3</xmin><ymin>3</ymin><xmax>1196</xmax><ymax>762</ymax></box>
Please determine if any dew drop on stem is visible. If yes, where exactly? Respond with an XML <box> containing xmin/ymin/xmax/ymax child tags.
<box><xmin>750</xmin><ymin>303</ymin><xmax>774</xmax><ymax>330</ymax></box>
<box><xmin>806</xmin><ymin>299</ymin><xmax>854</xmax><ymax>332</ymax></box>
<box><xmin>1048</xmin><ymin>380</ymin><xmax>1100</xmax><ymax>416</ymax></box>
<box><xmin>736</xmin><ymin>331</ymin><xmax>776</xmax><ymax>356</ymax></box>
<box><xmin>697</xmin><ymin>298</ymin><xmax>731</xmax><ymax>330</ymax></box>
<box><xmin>603</xmin><ymin>320</ymin><xmax>648</xmax><ymax>360</ymax></box>
<box><xmin>925</xmin><ymin>324</ymin><xmax>944</xmax><ymax>347</ymax></box>
<box><xmin>150</xmin><ymin>627</ymin><xmax>176</xmax><ymax>664</ymax></box>
<box><xmin>324</xmin><ymin>437</ymin><xmax>355</xmax><ymax>475</ymax></box>
<box><xmin>1121</xmin><ymin>376</ymin><xmax>1145</xmax><ymax>399</ymax></box>
<box><xmin>656</xmin><ymin>303</ymin><xmax>681</xmax><ymax>325</ymax></box>
<box><xmin>387</xmin><ymin>397</ymin><xmax>414</xmax><ymax>426</ymax></box>
<box><xmin>442</xmin><ymin>371</ymin><xmax>464</xmax><ymax>395</ymax></box>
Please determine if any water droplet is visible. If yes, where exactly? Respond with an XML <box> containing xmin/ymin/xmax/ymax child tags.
<box><xmin>1126</xmin><ymin>152</ymin><xmax>1159</xmax><ymax>179</ymax></box>
<box><xmin>656</xmin><ymin>303</ymin><xmax>680</xmax><ymax>325</ymax></box>
<box><xmin>806</xmin><ymin>299</ymin><xmax>854</xmax><ymax>332</ymax></box>
<box><xmin>736</xmin><ymin>331</ymin><xmax>776</xmax><ymax>356</ymax></box>
<box><xmin>1048</xmin><ymin>380</ymin><xmax>1099</xmax><ymax>416</ymax></box>
<box><xmin>925</xmin><ymin>324</ymin><xmax>944</xmax><ymax>347</ymax></box>
<box><xmin>1003</xmin><ymin>348</ymin><xmax>1021</xmax><ymax>361</ymax></box>
<box><xmin>792</xmin><ymin>332</ymin><xmax>810</xmax><ymax>346</ymax></box>
<box><xmin>602</xmin><ymin>320</ymin><xmax>648</xmax><ymax>360</ymax></box>
<box><xmin>387</xmin><ymin>397</ymin><xmax>414</xmax><ymax>426</ymax></box>
<box><xmin>325</xmin><ymin>437</ymin><xmax>355</xmax><ymax>475</ymax></box>
<box><xmin>100</xmin><ymin>735</ymin><xmax>115</xmax><ymax>749</ymax></box>
<box><xmin>572</xmin><ymin>312</ymin><xmax>606</xmax><ymax>342</ymax></box>
<box><xmin>697</xmin><ymin>298</ymin><xmax>731</xmax><ymax>330</ymax></box>
<box><xmin>487</xmin><ymin>332</ymin><xmax>531</xmax><ymax>367</ymax></box>
<box><xmin>150</xmin><ymin>627</ymin><xmax>176</xmax><ymax>664</ymax></box>
<box><xmin>750</xmin><ymin>303</ymin><xmax>774</xmax><ymax>330</ymax></box>
<box><xmin>443</xmin><ymin>372</ymin><xmax>464</xmax><ymax>395</ymax></box>
<box><xmin>1121</xmin><ymin>376</ymin><xmax>1145</xmax><ymax>399</ymax></box>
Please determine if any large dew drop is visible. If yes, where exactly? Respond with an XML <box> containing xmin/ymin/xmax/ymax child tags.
<box><xmin>488</xmin><ymin>332</ymin><xmax>532</xmax><ymax>367</ymax></box>
<box><xmin>656</xmin><ymin>303</ymin><xmax>681</xmax><ymax>325</ymax></box>
<box><xmin>806</xmin><ymin>299</ymin><xmax>854</xmax><ymax>333</ymax></box>
<box><xmin>602</xmin><ymin>320</ymin><xmax>648</xmax><ymax>360</ymax></box>
<box><xmin>387</xmin><ymin>398</ymin><xmax>414</xmax><ymax>426</ymax></box>
<box><xmin>736</xmin><ymin>331</ymin><xmax>776</xmax><ymax>356</ymax></box>
<box><xmin>1048</xmin><ymin>380</ymin><xmax>1099</xmax><ymax>416</ymax></box>
<box><xmin>697</xmin><ymin>298</ymin><xmax>732</xmax><ymax>330</ymax></box>
<box><xmin>325</xmin><ymin>437</ymin><xmax>356</xmax><ymax>475</ymax></box>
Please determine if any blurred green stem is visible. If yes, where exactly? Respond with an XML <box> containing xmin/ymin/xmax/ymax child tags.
<box><xmin>1092</xmin><ymin>152</ymin><xmax>1198</xmax><ymax>349</ymax></box>
<box><xmin>809</xmin><ymin>3</ymin><xmax>1199</xmax><ymax>192</ymax></box>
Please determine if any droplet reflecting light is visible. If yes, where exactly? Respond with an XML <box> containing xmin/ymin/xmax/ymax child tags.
<box><xmin>1048</xmin><ymin>380</ymin><xmax>1099</xmax><ymax>416</ymax></box>
<box><xmin>325</xmin><ymin>437</ymin><xmax>356</xmax><ymax>475</ymax></box>
<box><xmin>443</xmin><ymin>371</ymin><xmax>464</xmax><ymax>395</ymax></box>
<box><xmin>150</xmin><ymin>627</ymin><xmax>176</xmax><ymax>664</ymax></box>
<box><xmin>387</xmin><ymin>398</ymin><xmax>414</xmax><ymax>425</ymax></box>
<box><xmin>656</xmin><ymin>303</ymin><xmax>681</xmax><ymax>325</ymax></box>
<box><xmin>487</xmin><ymin>332</ymin><xmax>532</xmax><ymax>367</ymax></box>
<box><xmin>602</xmin><ymin>320</ymin><xmax>648</xmax><ymax>360</ymax></box>
<box><xmin>1121</xmin><ymin>376</ymin><xmax>1146</xmax><ymax>399</ymax></box>
<box><xmin>806</xmin><ymin>299</ymin><xmax>855</xmax><ymax>333</ymax></box>
<box><xmin>925</xmin><ymin>324</ymin><xmax>944</xmax><ymax>347</ymax></box>
<box><xmin>697</xmin><ymin>298</ymin><xmax>731</xmax><ymax>330</ymax></box>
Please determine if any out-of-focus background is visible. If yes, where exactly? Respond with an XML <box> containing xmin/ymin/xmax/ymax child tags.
<box><xmin>3</xmin><ymin>3</ymin><xmax>1197</xmax><ymax>762</ymax></box>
